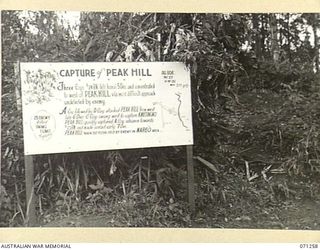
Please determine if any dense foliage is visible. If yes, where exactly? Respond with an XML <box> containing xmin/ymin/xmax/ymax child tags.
<box><xmin>1</xmin><ymin>11</ymin><xmax>320</xmax><ymax>227</ymax></box>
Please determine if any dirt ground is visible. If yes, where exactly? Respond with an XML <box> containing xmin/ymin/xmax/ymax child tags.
<box><xmin>42</xmin><ymin>193</ymin><xmax>319</xmax><ymax>229</ymax></box>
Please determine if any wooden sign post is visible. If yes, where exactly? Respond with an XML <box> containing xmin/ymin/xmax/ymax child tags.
<box><xmin>15</xmin><ymin>62</ymin><xmax>37</xmax><ymax>226</ymax></box>
<box><xmin>187</xmin><ymin>145</ymin><xmax>195</xmax><ymax>212</ymax></box>
<box><xmin>24</xmin><ymin>155</ymin><xmax>36</xmax><ymax>226</ymax></box>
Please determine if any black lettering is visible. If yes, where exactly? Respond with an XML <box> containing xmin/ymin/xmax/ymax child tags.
<box><xmin>59</xmin><ymin>106</ymin><xmax>67</xmax><ymax>115</ymax></box>
<box><xmin>57</xmin><ymin>82</ymin><xmax>64</xmax><ymax>91</ymax></box>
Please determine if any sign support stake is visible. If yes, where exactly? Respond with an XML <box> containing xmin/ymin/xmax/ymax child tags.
<box><xmin>16</xmin><ymin>62</ymin><xmax>36</xmax><ymax>226</ymax></box>
<box><xmin>24</xmin><ymin>155</ymin><xmax>36</xmax><ymax>226</ymax></box>
<box><xmin>186</xmin><ymin>145</ymin><xmax>195</xmax><ymax>212</ymax></box>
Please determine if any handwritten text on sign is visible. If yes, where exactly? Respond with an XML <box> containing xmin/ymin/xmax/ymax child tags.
<box><xmin>20</xmin><ymin>62</ymin><xmax>193</xmax><ymax>155</ymax></box>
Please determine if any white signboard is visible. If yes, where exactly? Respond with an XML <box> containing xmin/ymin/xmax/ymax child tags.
<box><xmin>20</xmin><ymin>62</ymin><xmax>193</xmax><ymax>155</ymax></box>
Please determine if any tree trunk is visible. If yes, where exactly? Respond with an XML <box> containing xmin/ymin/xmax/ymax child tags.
<box><xmin>261</xmin><ymin>14</ymin><xmax>266</xmax><ymax>58</ymax></box>
<box><xmin>286</xmin><ymin>13</ymin><xmax>292</xmax><ymax>64</ymax></box>
<box><xmin>269</xmin><ymin>13</ymin><xmax>280</xmax><ymax>67</ymax></box>
<box><xmin>252</xmin><ymin>14</ymin><xmax>262</xmax><ymax>60</ymax></box>
<box><xmin>312</xmin><ymin>13</ymin><xmax>319</xmax><ymax>73</ymax></box>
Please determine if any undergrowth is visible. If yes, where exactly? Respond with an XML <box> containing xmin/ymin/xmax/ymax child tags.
<box><xmin>1</xmin><ymin>89</ymin><xmax>320</xmax><ymax>227</ymax></box>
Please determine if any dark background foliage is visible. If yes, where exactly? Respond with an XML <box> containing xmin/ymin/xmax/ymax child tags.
<box><xmin>1</xmin><ymin>11</ymin><xmax>320</xmax><ymax>227</ymax></box>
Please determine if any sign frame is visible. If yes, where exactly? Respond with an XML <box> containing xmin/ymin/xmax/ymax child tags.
<box><xmin>20</xmin><ymin>61</ymin><xmax>193</xmax><ymax>155</ymax></box>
